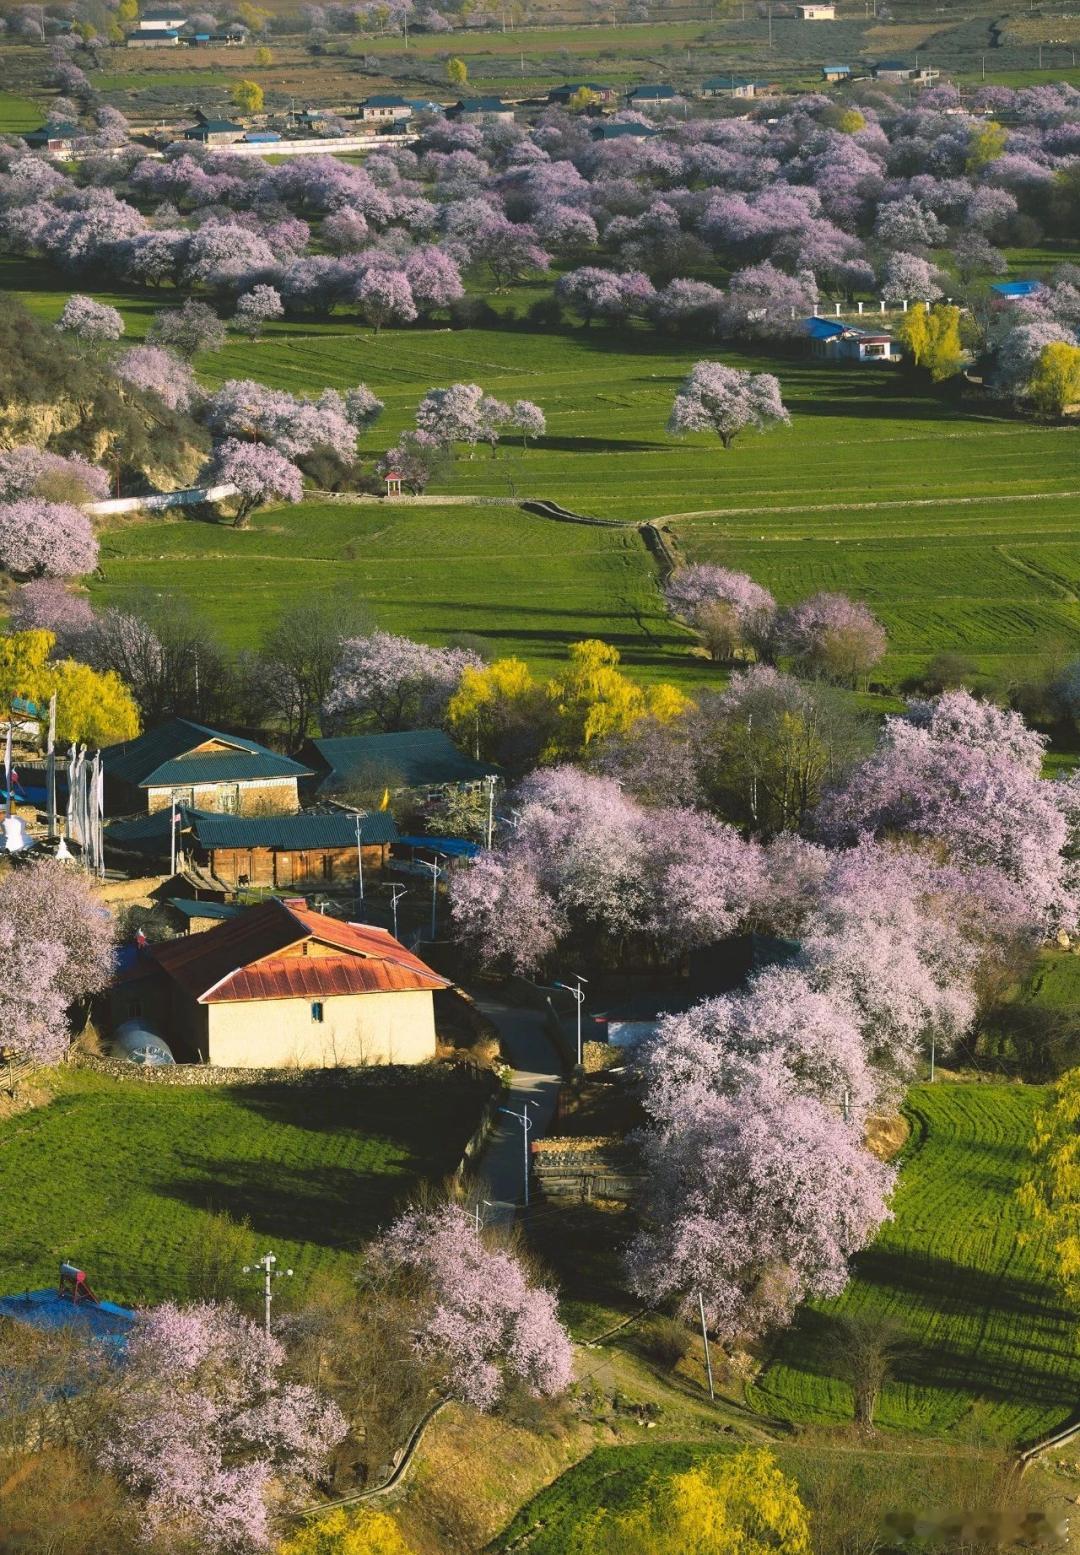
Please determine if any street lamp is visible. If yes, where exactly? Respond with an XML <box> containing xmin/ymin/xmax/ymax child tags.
<box><xmin>418</xmin><ymin>854</ymin><xmax>445</xmax><ymax>941</ymax></box>
<box><xmin>499</xmin><ymin>1102</ymin><xmax>534</xmax><ymax>1207</ymax></box>
<box><xmin>554</xmin><ymin>974</ymin><xmax>588</xmax><ymax>1067</ymax></box>
<box><xmin>354</xmin><ymin>813</ymin><xmax>365</xmax><ymax>903</ymax></box>
<box><xmin>243</xmin><ymin>1251</ymin><xmax>293</xmax><ymax>1338</ymax></box>
<box><xmin>388</xmin><ymin>883</ymin><xmax>407</xmax><ymax>940</ymax></box>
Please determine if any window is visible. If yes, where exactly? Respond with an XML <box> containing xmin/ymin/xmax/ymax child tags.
<box><xmin>311</xmin><ymin>1001</ymin><xmax>324</xmax><ymax>1023</ymax></box>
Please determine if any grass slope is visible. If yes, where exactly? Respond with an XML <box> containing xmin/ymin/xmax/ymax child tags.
<box><xmin>0</xmin><ymin>1068</ymin><xmax>484</xmax><ymax>1305</ymax></box>
<box><xmin>748</xmin><ymin>1083</ymin><xmax>1079</xmax><ymax>1446</ymax></box>
<box><xmin>0</xmin><ymin>91</ymin><xmax>41</xmax><ymax>132</ymax></box>
<box><xmin>90</xmin><ymin>500</ymin><xmax>688</xmax><ymax>678</ymax></box>
<box><xmin>6</xmin><ymin>257</ymin><xmax>1080</xmax><ymax>682</ymax></box>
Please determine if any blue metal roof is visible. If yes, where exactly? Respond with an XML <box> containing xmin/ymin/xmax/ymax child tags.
<box><xmin>244</xmin><ymin>131</ymin><xmax>281</xmax><ymax>142</ymax></box>
<box><xmin>168</xmin><ymin>897</ymin><xmax>243</xmax><ymax>921</ymax></box>
<box><xmin>805</xmin><ymin>316</ymin><xmax>847</xmax><ymax>338</ymax></box>
<box><xmin>0</xmin><ymin>1288</ymin><xmax>134</xmax><ymax>1350</ymax></box>
<box><xmin>991</xmin><ymin>279</ymin><xmax>1040</xmax><ymax>297</ymax></box>
<box><xmin>822</xmin><ymin>63</ymin><xmax>850</xmax><ymax>72</ymax></box>
<box><xmin>396</xmin><ymin>834</ymin><xmax>480</xmax><ymax>859</ymax></box>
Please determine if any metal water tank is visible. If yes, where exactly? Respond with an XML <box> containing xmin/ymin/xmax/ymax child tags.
<box><xmin>111</xmin><ymin>1020</ymin><xmax>176</xmax><ymax>1067</ymax></box>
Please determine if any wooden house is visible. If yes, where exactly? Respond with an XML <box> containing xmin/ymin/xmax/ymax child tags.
<box><xmin>301</xmin><ymin>729</ymin><xmax>498</xmax><ymax>805</ymax></box>
<box><xmin>101</xmin><ymin>718</ymin><xmax>313</xmax><ymax>817</ymax></box>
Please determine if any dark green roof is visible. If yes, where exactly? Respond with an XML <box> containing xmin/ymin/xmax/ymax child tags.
<box><xmin>184</xmin><ymin>118</ymin><xmax>244</xmax><ymax>135</ymax></box>
<box><xmin>168</xmin><ymin>898</ymin><xmax>243</xmax><ymax>921</ymax></box>
<box><xmin>24</xmin><ymin>121</ymin><xmax>80</xmax><ymax>143</ymax></box>
<box><xmin>455</xmin><ymin>97</ymin><xmax>508</xmax><ymax>112</ymax></box>
<box><xmin>106</xmin><ymin>804</ymin><xmax>395</xmax><ymax>855</ymax></box>
<box><xmin>308</xmin><ymin>730</ymin><xmax>498</xmax><ymax>790</ymax></box>
<box><xmin>362</xmin><ymin>94</ymin><xmax>411</xmax><ymax>107</ymax></box>
<box><xmin>101</xmin><ymin>719</ymin><xmax>312</xmax><ymax>790</ymax></box>
<box><xmin>192</xmin><ymin>810</ymin><xmax>399</xmax><ymax>849</ymax></box>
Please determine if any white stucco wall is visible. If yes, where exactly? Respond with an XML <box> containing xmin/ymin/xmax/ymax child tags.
<box><xmin>205</xmin><ymin>988</ymin><xmax>437</xmax><ymax>1068</ymax></box>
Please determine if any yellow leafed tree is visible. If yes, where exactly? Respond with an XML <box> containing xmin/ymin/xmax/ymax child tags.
<box><xmin>278</xmin><ymin>1508</ymin><xmax>413</xmax><ymax>1555</ymax></box>
<box><xmin>898</xmin><ymin>304</ymin><xmax>965</xmax><ymax>382</ymax></box>
<box><xmin>232</xmin><ymin>80</ymin><xmax>265</xmax><ymax>114</ymax></box>
<box><xmin>0</xmin><ymin>631</ymin><xmax>140</xmax><ymax>745</ymax></box>
<box><xmin>546</xmin><ymin>639</ymin><xmax>691</xmax><ymax>758</ymax></box>
<box><xmin>1029</xmin><ymin>342</ymin><xmax>1080</xmax><ymax>418</ymax></box>
<box><xmin>581</xmin><ymin>1448</ymin><xmax>812</xmax><ymax>1555</ymax></box>
<box><xmin>966</xmin><ymin>120</ymin><xmax>1008</xmax><ymax>173</ymax></box>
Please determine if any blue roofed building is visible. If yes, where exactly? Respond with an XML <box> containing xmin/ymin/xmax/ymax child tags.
<box><xmin>990</xmin><ymin>279</ymin><xmax>1041</xmax><ymax>300</ymax></box>
<box><xmin>591</xmin><ymin>120</ymin><xmax>659</xmax><ymax>141</ymax></box>
<box><xmin>0</xmin><ymin>1265</ymin><xmax>134</xmax><ymax>1352</ymax></box>
<box><xmin>822</xmin><ymin>63</ymin><xmax>851</xmax><ymax>81</ymax></box>
<box><xmin>626</xmin><ymin>83</ymin><xmax>679</xmax><ymax>110</ymax></box>
<box><xmin>805</xmin><ymin>315</ymin><xmax>901</xmax><ymax>363</ymax></box>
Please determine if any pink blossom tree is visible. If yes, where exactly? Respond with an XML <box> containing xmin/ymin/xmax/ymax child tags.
<box><xmin>325</xmin><ymin>629</ymin><xmax>481</xmax><ymax>731</ymax></box>
<box><xmin>148</xmin><ymin>297</ymin><xmax>226</xmax><ymax>357</ymax></box>
<box><xmin>233</xmin><ymin>285</ymin><xmax>284</xmax><ymax>340</ymax></box>
<box><xmin>775</xmin><ymin>592</ymin><xmax>886</xmax><ymax>685</ymax></box>
<box><xmin>57</xmin><ymin>293</ymin><xmax>125</xmax><ymax>343</ymax></box>
<box><xmin>369</xmin><ymin>1203</ymin><xmax>573</xmax><ymax>1409</ymax></box>
<box><xmin>403</xmin><ymin>245</ymin><xmax>464</xmax><ymax>315</ymax></box>
<box><xmin>9</xmin><ymin>578</ymin><xmax>95</xmax><ymax>653</ymax></box>
<box><xmin>668</xmin><ymin>361</ymin><xmax>790</xmax><ymax>451</ymax></box>
<box><xmin>0</xmin><ymin>499</ymin><xmax>99</xmax><ymax>578</ymax></box>
<box><xmin>510</xmin><ymin>399</ymin><xmax>545</xmax><ymax>447</ymax></box>
<box><xmin>628</xmin><ymin>1075</ymin><xmax>894</xmax><ymax>1339</ymax></box>
<box><xmin>0</xmin><ymin>446</ymin><xmax>109</xmax><ymax>505</ymax></box>
<box><xmin>95</xmin><ymin>1300</ymin><xmax>346</xmax><ymax>1552</ymax></box>
<box><xmin>0</xmin><ymin>858</ymin><xmax>114</xmax><ymax>1066</ymax></box>
<box><xmin>663</xmin><ymin>564</ymin><xmax>776</xmax><ymax>659</ymax></box>
<box><xmin>207</xmin><ymin>440</ymin><xmax>304</xmax><ymax>528</ymax></box>
<box><xmin>354</xmin><ymin>267</ymin><xmax>417</xmax><ymax>333</ymax></box>
<box><xmin>115</xmin><ymin>344</ymin><xmax>197</xmax><ymax>412</ymax></box>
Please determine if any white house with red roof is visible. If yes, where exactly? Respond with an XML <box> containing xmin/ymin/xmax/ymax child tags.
<box><xmin>113</xmin><ymin>899</ymin><xmax>450</xmax><ymax>1068</ymax></box>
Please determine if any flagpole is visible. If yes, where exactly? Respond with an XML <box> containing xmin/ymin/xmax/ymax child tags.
<box><xmin>46</xmin><ymin>693</ymin><xmax>57</xmax><ymax>843</ymax></box>
<box><xmin>4</xmin><ymin>719</ymin><xmax>12</xmax><ymax>820</ymax></box>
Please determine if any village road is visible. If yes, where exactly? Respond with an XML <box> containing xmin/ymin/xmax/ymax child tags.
<box><xmin>472</xmin><ymin>1000</ymin><xmax>562</xmax><ymax>1225</ymax></box>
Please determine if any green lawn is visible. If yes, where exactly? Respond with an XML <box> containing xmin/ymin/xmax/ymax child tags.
<box><xmin>0</xmin><ymin>90</ymin><xmax>41</xmax><ymax>132</ymax></box>
<box><xmin>0</xmin><ymin>1067</ymin><xmax>486</xmax><ymax>1305</ymax></box>
<box><xmin>90</xmin><ymin>499</ymin><xmax>692</xmax><ymax>679</ymax></box>
<box><xmin>748</xmin><ymin>1083</ymin><xmax>1079</xmax><ymax>1447</ymax></box>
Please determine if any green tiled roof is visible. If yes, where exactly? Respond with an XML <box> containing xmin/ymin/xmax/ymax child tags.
<box><xmin>101</xmin><ymin>718</ymin><xmax>312</xmax><ymax>790</ymax></box>
<box><xmin>308</xmin><ymin>729</ymin><xmax>498</xmax><ymax>790</ymax></box>
<box><xmin>192</xmin><ymin>810</ymin><xmax>399</xmax><ymax>849</ymax></box>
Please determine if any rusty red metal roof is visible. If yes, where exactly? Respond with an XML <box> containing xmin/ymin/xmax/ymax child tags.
<box><xmin>145</xmin><ymin>899</ymin><xmax>450</xmax><ymax>1004</ymax></box>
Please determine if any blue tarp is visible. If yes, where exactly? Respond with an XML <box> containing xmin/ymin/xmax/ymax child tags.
<box><xmin>396</xmin><ymin>835</ymin><xmax>480</xmax><ymax>859</ymax></box>
<box><xmin>0</xmin><ymin>1289</ymin><xmax>134</xmax><ymax>1350</ymax></box>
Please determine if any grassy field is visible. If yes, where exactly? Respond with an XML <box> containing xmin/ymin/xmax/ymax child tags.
<box><xmin>6</xmin><ymin>257</ymin><xmax>1080</xmax><ymax>685</ymax></box>
<box><xmin>0</xmin><ymin>90</ymin><xmax>42</xmax><ymax>132</ymax></box>
<box><xmin>748</xmin><ymin>1083</ymin><xmax>1079</xmax><ymax>1447</ymax></box>
<box><xmin>0</xmin><ymin>1067</ymin><xmax>485</xmax><ymax>1305</ymax></box>
<box><xmin>90</xmin><ymin>500</ymin><xmax>689</xmax><ymax>677</ymax></box>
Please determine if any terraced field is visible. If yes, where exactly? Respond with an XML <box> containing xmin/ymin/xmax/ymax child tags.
<box><xmin>748</xmin><ymin>1084</ymin><xmax>1080</xmax><ymax>1446</ymax></box>
<box><xmin>90</xmin><ymin>499</ymin><xmax>687</xmax><ymax>678</ymax></box>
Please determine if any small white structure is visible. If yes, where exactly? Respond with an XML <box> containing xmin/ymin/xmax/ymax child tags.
<box><xmin>2</xmin><ymin>815</ymin><xmax>30</xmax><ymax>852</ymax></box>
<box><xmin>797</xmin><ymin>3</ymin><xmax>835</xmax><ymax>17</ymax></box>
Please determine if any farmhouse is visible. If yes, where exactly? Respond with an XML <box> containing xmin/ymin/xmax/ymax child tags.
<box><xmin>302</xmin><ymin>729</ymin><xmax>498</xmax><ymax>805</ymax></box>
<box><xmin>22</xmin><ymin>120</ymin><xmax>80</xmax><ymax>153</ymax></box>
<box><xmin>183</xmin><ymin>111</ymin><xmax>247</xmax><ymax>145</ymax></box>
<box><xmin>796</xmin><ymin>3</ymin><xmax>835</xmax><ymax>17</ymax></box>
<box><xmin>548</xmin><ymin>81</ymin><xmax>616</xmax><ymax>105</ymax></box>
<box><xmin>626</xmin><ymin>83</ymin><xmax>678</xmax><ymax>110</ymax></box>
<box><xmin>872</xmin><ymin>59</ymin><xmax>939</xmax><ymax>84</ymax></box>
<box><xmin>101</xmin><ymin>718</ymin><xmax>313</xmax><ymax>817</ymax></box>
<box><xmin>821</xmin><ymin>63</ymin><xmax>851</xmax><ymax>81</ymax></box>
<box><xmin>126</xmin><ymin>28</ymin><xmax>180</xmax><ymax>45</ymax></box>
<box><xmin>112</xmin><ymin>898</ymin><xmax>450</xmax><ymax>1067</ymax></box>
<box><xmin>134</xmin><ymin>5</ymin><xmax>187</xmax><ymax>28</ymax></box>
<box><xmin>358</xmin><ymin>94</ymin><xmax>414</xmax><ymax>124</ymax></box>
<box><xmin>701</xmin><ymin>76</ymin><xmax>762</xmax><ymax>99</ymax></box>
<box><xmin>804</xmin><ymin>316</ymin><xmax>901</xmax><ymax>362</ymax></box>
<box><xmin>448</xmin><ymin>97</ymin><xmax>515</xmax><ymax>123</ymax></box>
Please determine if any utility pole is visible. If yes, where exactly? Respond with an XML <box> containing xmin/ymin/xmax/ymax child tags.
<box><xmin>354</xmin><ymin>813</ymin><xmax>365</xmax><ymax>903</ymax></box>
<box><xmin>243</xmin><ymin>1251</ymin><xmax>292</xmax><ymax>1338</ymax></box>
<box><xmin>929</xmin><ymin>1031</ymin><xmax>936</xmax><ymax>1083</ymax></box>
<box><xmin>698</xmin><ymin>1292</ymin><xmax>715</xmax><ymax>1402</ymax></box>
<box><xmin>389</xmin><ymin>882</ymin><xmax>407</xmax><ymax>939</ymax></box>
<box><xmin>499</xmin><ymin>1102</ymin><xmax>534</xmax><ymax>1207</ymax></box>
<box><xmin>484</xmin><ymin>775</ymin><xmax>496</xmax><ymax>849</ymax></box>
<box><xmin>46</xmin><ymin>692</ymin><xmax>57</xmax><ymax>843</ymax></box>
<box><xmin>170</xmin><ymin>801</ymin><xmax>178</xmax><ymax>876</ymax></box>
<box><xmin>420</xmin><ymin>855</ymin><xmax>444</xmax><ymax>940</ymax></box>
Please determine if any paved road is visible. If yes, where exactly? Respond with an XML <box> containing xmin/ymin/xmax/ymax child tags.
<box><xmin>473</xmin><ymin>1000</ymin><xmax>562</xmax><ymax>1224</ymax></box>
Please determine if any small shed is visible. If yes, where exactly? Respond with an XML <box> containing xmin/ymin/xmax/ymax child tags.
<box><xmin>991</xmin><ymin>279</ymin><xmax>1041</xmax><ymax>301</ymax></box>
<box><xmin>548</xmin><ymin>81</ymin><xmax>615</xmax><ymax>105</ymax></box>
<box><xmin>797</xmin><ymin>3</ymin><xmax>835</xmax><ymax>17</ymax></box>
<box><xmin>22</xmin><ymin>120</ymin><xmax>80</xmax><ymax>153</ymax></box>
<box><xmin>244</xmin><ymin>130</ymin><xmax>281</xmax><ymax>144</ymax></box>
<box><xmin>183</xmin><ymin>115</ymin><xmax>246</xmax><ymax>145</ymax></box>
<box><xmin>701</xmin><ymin>75</ymin><xmax>759</xmax><ymax>99</ymax></box>
<box><xmin>822</xmin><ymin>63</ymin><xmax>851</xmax><ymax>81</ymax></box>
<box><xmin>591</xmin><ymin>121</ymin><xmax>658</xmax><ymax>141</ymax></box>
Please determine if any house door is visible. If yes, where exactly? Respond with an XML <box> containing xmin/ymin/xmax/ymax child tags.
<box><xmin>276</xmin><ymin>851</ymin><xmax>294</xmax><ymax>887</ymax></box>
